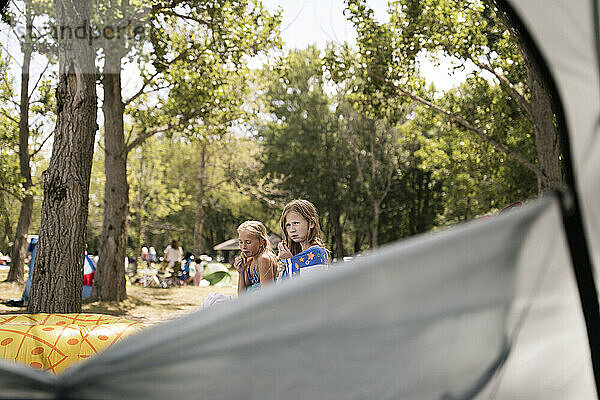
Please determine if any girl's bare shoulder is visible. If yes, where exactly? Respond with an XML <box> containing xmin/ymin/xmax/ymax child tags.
<box><xmin>256</xmin><ymin>253</ymin><xmax>276</xmax><ymax>269</ymax></box>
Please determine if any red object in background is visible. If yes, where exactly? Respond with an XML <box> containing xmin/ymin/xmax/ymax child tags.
<box><xmin>500</xmin><ymin>201</ymin><xmax>524</xmax><ymax>214</ymax></box>
<box><xmin>83</xmin><ymin>272</ymin><xmax>95</xmax><ymax>287</ymax></box>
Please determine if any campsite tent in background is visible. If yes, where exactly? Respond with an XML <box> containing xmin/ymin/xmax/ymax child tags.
<box><xmin>1</xmin><ymin>0</ymin><xmax>600</xmax><ymax>398</ymax></box>
<box><xmin>214</xmin><ymin>234</ymin><xmax>281</xmax><ymax>263</ymax></box>
<box><xmin>212</xmin><ymin>238</ymin><xmax>239</xmax><ymax>251</ymax></box>
<box><xmin>213</xmin><ymin>233</ymin><xmax>281</xmax><ymax>250</ymax></box>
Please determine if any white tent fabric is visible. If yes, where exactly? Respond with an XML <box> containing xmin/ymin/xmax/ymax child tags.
<box><xmin>0</xmin><ymin>196</ymin><xmax>593</xmax><ymax>399</ymax></box>
<box><xmin>477</xmin><ymin>197</ymin><xmax>595</xmax><ymax>399</ymax></box>
<box><xmin>1</xmin><ymin>0</ymin><xmax>600</xmax><ymax>398</ymax></box>
<box><xmin>509</xmin><ymin>0</ymin><xmax>600</xmax><ymax>276</ymax></box>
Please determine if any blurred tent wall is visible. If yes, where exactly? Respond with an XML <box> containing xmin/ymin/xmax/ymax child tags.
<box><xmin>1</xmin><ymin>0</ymin><xmax>600</xmax><ymax>399</ymax></box>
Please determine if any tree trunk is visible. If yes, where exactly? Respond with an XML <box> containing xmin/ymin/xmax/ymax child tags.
<box><xmin>529</xmin><ymin>70</ymin><xmax>562</xmax><ymax>192</ymax></box>
<box><xmin>495</xmin><ymin>0</ymin><xmax>563</xmax><ymax>193</ymax></box>
<box><xmin>27</xmin><ymin>0</ymin><xmax>97</xmax><ymax>313</ymax></box>
<box><xmin>137</xmin><ymin>147</ymin><xmax>146</xmax><ymax>252</ymax></box>
<box><xmin>0</xmin><ymin>193</ymin><xmax>13</xmax><ymax>251</ymax></box>
<box><xmin>8</xmin><ymin>198</ymin><xmax>33</xmax><ymax>283</ymax></box>
<box><xmin>7</xmin><ymin>5</ymin><xmax>33</xmax><ymax>283</ymax></box>
<box><xmin>330</xmin><ymin>208</ymin><xmax>345</xmax><ymax>258</ymax></box>
<box><xmin>92</xmin><ymin>49</ymin><xmax>128</xmax><ymax>302</ymax></box>
<box><xmin>137</xmin><ymin>194</ymin><xmax>145</xmax><ymax>253</ymax></box>
<box><xmin>370</xmin><ymin>130</ymin><xmax>378</xmax><ymax>248</ymax></box>
<box><xmin>353</xmin><ymin>229</ymin><xmax>362</xmax><ymax>254</ymax></box>
<box><xmin>409</xmin><ymin>171</ymin><xmax>417</xmax><ymax>235</ymax></box>
<box><xmin>371</xmin><ymin>201</ymin><xmax>380</xmax><ymax>249</ymax></box>
<box><xmin>193</xmin><ymin>144</ymin><xmax>207</xmax><ymax>256</ymax></box>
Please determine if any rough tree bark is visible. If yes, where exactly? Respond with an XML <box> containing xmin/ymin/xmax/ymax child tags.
<box><xmin>7</xmin><ymin>4</ymin><xmax>33</xmax><ymax>283</ymax></box>
<box><xmin>526</xmin><ymin>58</ymin><xmax>562</xmax><ymax>193</ymax></box>
<box><xmin>27</xmin><ymin>0</ymin><xmax>97</xmax><ymax>313</ymax></box>
<box><xmin>493</xmin><ymin>0</ymin><xmax>563</xmax><ymax>192</ymax></box>
<box><xmin>92</xmin><ymin>49</ymin><xmax>128</xmax><ymax>302</ymax></box>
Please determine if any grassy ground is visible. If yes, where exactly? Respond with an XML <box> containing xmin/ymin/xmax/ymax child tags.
<box><xmin>0</xmin><ymin>268</ymin><xmax>239</xmax><ymax>327</ymax></box>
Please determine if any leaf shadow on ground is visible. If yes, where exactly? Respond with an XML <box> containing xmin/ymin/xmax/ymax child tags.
<box><xmin>82</xmin><ymin>295</ymin><xmax>151</xmax><ymax>317</ymax></box>
<box><xmin>0</xmin><ymin>270</ymin><xmax>239</xmax><ymax>326</ymax></box>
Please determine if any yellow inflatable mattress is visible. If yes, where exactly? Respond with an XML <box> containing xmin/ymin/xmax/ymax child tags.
<box><xmin>0</xmin><ymin>313</ymin><xmax>143</xmax><ymax>374</ymax></box>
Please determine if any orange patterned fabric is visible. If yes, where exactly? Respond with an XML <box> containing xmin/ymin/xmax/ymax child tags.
<box><xmin>0</xmin><ymin>313</ymin><xmax>143</xmax><ymax>374</ymax></box>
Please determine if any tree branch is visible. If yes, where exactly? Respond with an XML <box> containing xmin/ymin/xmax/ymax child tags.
<box><xmin>204</xmin><ymin>177</ymin><xmax>229</xmax><ymax>192</ymax></box>
<box><xmin>124</xmin><ymin>68</ymin><xmax>165</xmax><ymax>106</ymax></box>
<box><xmin>125</xmin><ymin>124</ymin><xmax>172</xmax><ymax>154</ymax></box>
<box><xmin>28</xmin><ymin>60</ymin><xmax>51</xmax><ymax>103</ymax></box>
<box><xmin>231</xmin><ymin>175</ymin><xmax>285</xmax><ymax>209</ymax></box>
<box><xmin>30</xmin><ymin>131</ymin><xmax>53</xmax><ymax>158</ymax></box>
<box><xmin>163</xmin><ymin>9</ymin><xmax>213</xmax><ymax>26</ymax></box>
<box><xmin>375</xmin><ymin>164</ymin><xmax>395</xmax><ymax>207</ymax></box>
<box><xmin>367</xmin><ymin>68</ymin><xmax>540</xmax><ymax>177</ymax></box>
<box><xmin>0</xmin><ymin>187</ymin><xmax>22</xmax><ymax>201</ymax></box>
<box><xmin>0</xmin><ymin>109</ymin><xmax>18</xmax><ymax>124</ymax></box>
<box><xmin>0</xmin><ymin>96</ymin><xmax>20</xmax><ymax>110</ymax></box>
<box><xmin>473</xmin><ymin>56</ymin><xmax>532</xmax><ymax>117</ymax></box>
<box><xmin>124</xmin><ymin>125</ymin><xmax>135</xmax><ymax>146</ymax></box>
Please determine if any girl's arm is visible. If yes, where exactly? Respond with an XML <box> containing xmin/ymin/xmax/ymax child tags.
<box><xmin>257</xmin><ymin>254</ymin><xmax>276</xmax><ymax>286</ymax></box>
<box><xmin>237</xmin><ymin>259</ymin><xmax>247</xmax><ymax>294</ymax></box>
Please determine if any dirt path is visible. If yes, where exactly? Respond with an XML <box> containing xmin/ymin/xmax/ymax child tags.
<box><xmin>0</xmin><ymin>269</ymin><xmax>238</xmax><ymax>326</ymax></box>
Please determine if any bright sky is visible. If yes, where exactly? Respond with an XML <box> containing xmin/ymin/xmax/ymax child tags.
<box><xmin>0</xmin><ymin>0</ymin><xmax>471</xmax><ymax>104</ymax></box>
<box><xmin>261</xmin><ymin>0</ymin><xmax>384</xmax><ymax>50</ymax></box>
<box><xmin>259</xmin><ymin>0</ymin><xmax>471</xmax><ymax>92</ymax></box>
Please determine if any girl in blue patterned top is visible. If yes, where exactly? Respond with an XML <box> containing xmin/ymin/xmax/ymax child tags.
<box><xmin>233</xmin><ymin>220</ymin><xmax>278</xmax><ymax>294</ymax></box>
<box><xmin>277</xmin><ymin>199</ymin><xmax>329</xmax><ymax>277</ymax></box>
<box><xmin>278</xmin><ymin>200</ymin><xmax>327</xmax><ymax>257</ymax></box>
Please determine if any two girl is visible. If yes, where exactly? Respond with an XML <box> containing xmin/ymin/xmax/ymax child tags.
<box><xmin>235</xmin><ymin>199</ymin><xmax>328</xmax><ymax>294</ymax></box>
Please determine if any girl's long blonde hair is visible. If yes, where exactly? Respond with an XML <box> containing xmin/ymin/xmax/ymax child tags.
<box><xmin>237</xmin><ymin>220</ymin><xmax>277</xmax><ymax>268</ymax></box>
<box><xmin>280</xmin><ymin>199</ymin><xmax>326</xmax><ymax>256</ymax></box>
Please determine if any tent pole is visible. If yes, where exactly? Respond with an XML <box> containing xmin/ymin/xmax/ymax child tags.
<box><xmin>557</xmin><ymin>189</ymin><xmax>600</xmax><ymax>398</ymax></box>
<box><xmin>497</xmin><ymin>0</ymin><xmax>600</xmax><ymax>396</ymax></box>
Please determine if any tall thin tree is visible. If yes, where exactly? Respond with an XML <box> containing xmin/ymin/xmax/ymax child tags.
<box><xmin>7</xmin><ymin>0</ymin><xmax>34</xmax><ymax>283</ymax></box>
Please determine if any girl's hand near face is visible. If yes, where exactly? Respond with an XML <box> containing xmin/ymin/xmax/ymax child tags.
<box><xmin>233</xmin><ymin>256</ymin><xmax>244</xmax><ymax>272</ymax></box>
<box><xmin>277</xmin><ymin>242</ymin><xmax>292</xmax><ymax>259</ymax></box>
<box><xmin>277</xmin><ymin>242</ymin><xmax>292</xmax><ymax>275</ymax></box>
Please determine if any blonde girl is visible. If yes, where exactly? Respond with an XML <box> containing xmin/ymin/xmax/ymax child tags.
<box><xmin>278</xmin><ymin>199</ymin><xmax>328</xmax><ymax>261</ymax></box>
<box><xmin>234</xmin><ymin>220</ymin><xmax>278</xmax><ymax>294</ymax></box>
